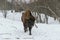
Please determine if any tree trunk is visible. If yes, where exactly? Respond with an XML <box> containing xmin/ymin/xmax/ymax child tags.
<box><xmin>3</xmin><ymin>10</ymin><xmax>7</xmax><ymax>18</ymax></box>
<box><xmin>38</xmin><ymin>13</ymin><xmax>42</xmax><ymax>23</ymax></box>
<box><xmin>45</xmin><ymin>14</ymin><xmax>48</xmax><ymax>24</ymax></box>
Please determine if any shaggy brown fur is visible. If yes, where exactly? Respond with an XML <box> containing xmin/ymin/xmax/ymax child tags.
<box><xmin>21</xmin><ymin>10</ymin><xmax>35</xmax><ymax>35</ymax></box>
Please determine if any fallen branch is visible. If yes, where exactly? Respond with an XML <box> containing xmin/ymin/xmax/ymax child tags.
<box><xmin>34</xmin><ymin>23</ymin><xmax>38</xmax><ymax>28</ymax></box>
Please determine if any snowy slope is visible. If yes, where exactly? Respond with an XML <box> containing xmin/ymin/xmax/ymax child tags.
<box><xmin>0</xmin><ymin>16</ymin><xmax>60</xmax><ymax>40</ymax></box>
<box><xmin>0</xmin><ymin>17</ymin><xmax>23</xmax><ymax>40</ymax></box>
<box><xmin>0</xmin><ymin>11</ymin><xmax>4</xmax><ymax>18</ymax></box>
<box><xmin>0</xmin><ymin>11</ymin><xmax>60</xmax><ymax>40</ymax></box>
<box><xmin>6</xmin><ymin>11</ymin><xmax>22</xmax><ymax>21</ymax></box>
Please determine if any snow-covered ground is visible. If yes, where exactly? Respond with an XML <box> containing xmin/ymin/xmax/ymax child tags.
<box><xmin>0</xmin><ymin>11</ymin><xmax>60</xmax><ymax>40</ymax></box>
<box><xmin>42</xmin><ymin>14</ymin><xmax>59</xmax><ymax>24</ymax></box>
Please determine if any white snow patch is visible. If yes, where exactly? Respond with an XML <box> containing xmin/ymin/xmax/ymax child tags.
<box><xmin>0</xmin><ymin>17</ymin><xmax>60</xmax><ymax>40</ymax></box>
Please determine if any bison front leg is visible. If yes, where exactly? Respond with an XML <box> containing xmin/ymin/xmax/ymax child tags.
<box><xmin>24</xmin><ymin>27</ymin><xmax>27</xmax><ymax>32</ymax></box>
<box><xmin>29</xmin><ymin>27</ymin><xmax>32</xmax><ymax>35</ymax></box>
<box><xmin>23</xmin><ymin>24</ymin><xmax>28</xmax><ymax>32</ymax></box>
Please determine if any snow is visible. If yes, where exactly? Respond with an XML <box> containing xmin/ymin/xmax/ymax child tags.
<box><xmin>39</xmin><ymin>13</ymin><xmax>59</xmax><ymax>24</ymax></box>
<box><xmin>0</xmin><ymin>11</ymin><xmax>60</xmax><ymax>40</ymax></box>
<box><xmin>6</xmin><ymin>10</ymin><xmax>22</xmax><ymax>21</ymax></box>
<box><xmin>0</xmin><ymin>18</ymin><xmax>60</xmax><ymax>40</ymax></box>
<box><xmin>48</xmin><ymin>16</ymin><xmax>59</xmax><ymax>24</ymax></box>
<box><xmin>0</xmin><ymin>11</ymin><xmax>4</xmax><ymax>18</ymax></box>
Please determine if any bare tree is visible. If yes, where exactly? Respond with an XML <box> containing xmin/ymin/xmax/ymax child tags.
<box><xmin>2</xmin><ymin>10</ymin><xmax>7</xmax><ymax>18</ymax></box>
<box><xmin>45</xmin><ymin>14</ymin><xmax>48</xmax><ymax>24</ymax></box>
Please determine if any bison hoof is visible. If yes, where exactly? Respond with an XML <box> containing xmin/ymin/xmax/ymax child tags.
<box><xmin>29</xmin><ymin>33</ymin><xmax>32</xmax><ymax>35</ymax></box>
<box><xmin>24</xmin><ymin>30</ymin><xmax>27</xmax><ymax>32</ymax></box>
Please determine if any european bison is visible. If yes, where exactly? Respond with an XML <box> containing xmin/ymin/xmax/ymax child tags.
<box><xmin>21</xmin><ymin>9</ymin><xmax>35</xmax><ymax>35</ymax></box>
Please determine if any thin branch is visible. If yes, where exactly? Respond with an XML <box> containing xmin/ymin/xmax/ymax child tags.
<box><xmin>32</xmin><ymin>6</ymin><xmax>58</xmax><ymax>18</ymax></box>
